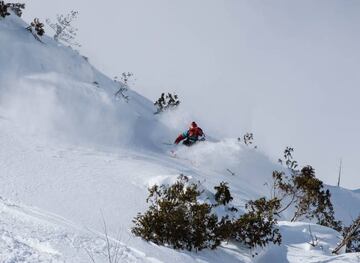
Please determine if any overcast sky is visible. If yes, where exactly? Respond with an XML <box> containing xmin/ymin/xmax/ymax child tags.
<box><xmin>21</xmin><ymin>0</ymin><xmax>360</xmax><ymax>189</ymax></box>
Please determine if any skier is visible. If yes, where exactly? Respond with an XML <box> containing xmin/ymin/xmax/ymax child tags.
<box><xmin>174</xmin><ymin>121</ymin><xmax>205</xmax><ymax>146</ymax></box>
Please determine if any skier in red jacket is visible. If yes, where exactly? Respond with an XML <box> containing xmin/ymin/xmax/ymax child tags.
<box><xmin>174</xmin><ymin>122</ymin><xmax>205</xmax><ymax>146</ymax></box>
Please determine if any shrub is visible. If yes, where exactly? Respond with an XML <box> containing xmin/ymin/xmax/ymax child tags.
<box><xmin>237</xmin><ymin>133</ymin><xmax>257</xmax><ymax>149</ymax></box>
<box><xmin>26</xmin><ymin>18</ymin><xmax>45</xmax><ymax>42</ymax></box>
<box><xmin>154</xmin><ymin>93</ymin><xmax>180</xmax><ymax>114</ymax></box>
<box><xmin>8</xmin><ymin>2</ymin><xmax>24</xmax><ymax>17</ymax></box>
<box><xmin>133</xmin><ymin>176</ymin><xmax>282</xmax><ymax>253</ymax></box>
<box><xmin>0</xmin><ymin>1</ymin><xmax>10</xmax><ymax>18</ymax></box>
<box><xmin>46</xmin><ymin>10</ymin><xmax>80</xmax><ymax>47</ymax></box>
<box><xmin>214</xmin><ymin>182</ymin><xmax>233</xmax><ymax>206</ymax></box>
<box><xmin>274</xmin><ymin>148</ymin><xmax>341</xmax><ymax>230</ymax></box>
<box><xmin>231</xmin><ymin>197</ymin><xmax>281</xmax><ymax>250</ymax></box>
<box><xmin>132</xmin><ymin>175</ymin><xmax>222</xmax><ymax>251</ymax></box>
<box><xmin>243</xmin><ymin>133</ymin><xmax>254</xmax><ymax>146</ymax></box>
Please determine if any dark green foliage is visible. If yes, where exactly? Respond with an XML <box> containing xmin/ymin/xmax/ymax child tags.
<box><xmin>214</xmin><ymin>182</ymin><xmax>233</xmax><ymax>206</ymax></box>
<box><xmin>274</xmin><ymin>154</ymin><xmax>341</xmax><ymax>230</ymax></box>
<box><xmin>312</xmin><ymin>187</ymin><xmax>342</xmax><ymax>231</ymax></box>
<box><xmin>133</xmin><ymin>176</ymin><xmax>282</xmax><ymax>253</ymax></box>
<box><xmin>243</xmin><ymin>133</ymin><xmax>254</xmax><ymax>146</ymax></box>
<box><xmin>8</xmin><ymin>2</ymin><xmax>24</xmax><ymax>17</ymax></box>
<box><xmin>32</xmin><ymin>18</ymin><xmax>45</xmax><ymax>36</ymax></box>
<box><xmin>132</xmin><ymin>175</ymin><xmax>223</xmax><ymax>251</ymax></box>
<box><xmin>0</xmin><ymin>1</ymin><xmax>10</xmax><ymax>18</ymax></box>
<box><xmin>231</xmin><ymin>197</ymin><xmax>282</xmax><ymax>249</ymax></box>
<box><xmin>26</xmin><ymin>18</ymin><xmax>45</xmax><ymax>41</ymax></box>
<box><xmin>278</xmin><ymin>146</ymin><xmax>298</xmax><ymax>170</ymax></box>
<box><xmin>154</xmin><ymin>93</ymin><xmax>180</xmax><ymax>114</ymax></box>
<box><xmin>0</xmin><ymin>2</ymin><xmax>25</xmax><ymax>18</ymax></box>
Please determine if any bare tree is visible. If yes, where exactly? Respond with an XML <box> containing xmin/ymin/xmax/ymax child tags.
<box><xmin>307</xmin><ymin>224</ymin><xmax>319</xmax><ymax>247</ymax></box>
<box><xmin>46</xmin><ymin>10</ymin><xmax>80</xmax><ymax>47</ymax></box>
<box><xmin>337</xmin><ymin>159</ymin><xmax>342</xmax><ymax>187</ymax></box>
<box><xmin>85</xmin><ymin>214</ymin><xmax>124</xmax><ymax>263</ymax></box>
<box><xmin>114</xmin><ymin>72</ymin><xmax>133</xmax><ymax>102</ymax></box>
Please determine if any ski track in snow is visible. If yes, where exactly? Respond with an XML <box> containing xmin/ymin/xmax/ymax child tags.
<box><xmin>0</xmin><ymin>197</ymin><xmax>163</xmax><ymax>263</ymax></box>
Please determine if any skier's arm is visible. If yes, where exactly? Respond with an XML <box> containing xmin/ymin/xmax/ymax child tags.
<box><xmin>197</xmin><ymin>128</ymin><xmax>205</xmax><ymax>140</ymax></box>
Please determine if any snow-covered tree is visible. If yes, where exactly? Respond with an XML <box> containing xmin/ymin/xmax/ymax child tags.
<box><xmin>46</xmin><ymin>10</ymin><xmax>80</xmax><ymax>47</ymax></box>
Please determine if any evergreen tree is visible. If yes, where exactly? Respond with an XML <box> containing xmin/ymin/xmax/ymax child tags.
<box><xmin>154</xmin><ymin>93</ymin><xmax>180</xmax><ymax>114</ymax></box>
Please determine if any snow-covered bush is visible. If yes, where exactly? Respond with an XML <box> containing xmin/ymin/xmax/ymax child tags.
<box><xmin>46</xmin><ymin>10</ymin><xmax>80</xmax><ymax>47</ymax></box>
<box><xmin>274</xmin><ymin>148</ymin><xmax>341</xmax><ymax>230</ymax></box>
<box><xmin>154</xmin><ymin>93</ymin><xmax>180</xmax><ymax>114</ymax></box>
<box><xmin>132</xmin><ymin>175</ymin><xmax>222</xmax><ymax>251</ymax></box>
<box><xmin>0</xmin><ymin>2</ymin><xmax>25</xmax><ymax>18</ymax></box>
<box><xmin>132</xmin><ymin>176</ymin><xmax>282</xmax><ymax>253</ymax></box>
<box><xmin>26</xmin><ymin>18</ymin><xmax>45</xmax><ymax>41</ymax></box>
<box><xmin>0</xmin><ymin>1</ymin><xmax>10</xmax><ymax>18</ymax></box>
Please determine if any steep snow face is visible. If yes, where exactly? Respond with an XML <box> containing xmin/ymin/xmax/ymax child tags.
<box><xmin>0</xmin><ymin>14</ymin><xmax>174</xmax><ymax>151</ymax></box>
<box><xmin>0</xmin><ymin>14</ymin><xmax>359</xmax><ymax>263</ymax></box>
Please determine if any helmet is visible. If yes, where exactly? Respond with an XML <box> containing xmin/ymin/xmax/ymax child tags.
<box><xmin>190</xmin><ymin>121</ymin><xmax>197</xmax><ymax>128</ymax></box>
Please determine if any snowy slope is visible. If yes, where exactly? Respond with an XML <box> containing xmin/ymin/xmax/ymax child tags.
<box><xmin>0</xmin><ymin>14</ymin><xmax>359</xmax><ymax>262</ymax></box>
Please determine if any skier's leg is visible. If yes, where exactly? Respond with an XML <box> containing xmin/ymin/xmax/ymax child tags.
<box><xmin>183</xmin><ymin>139</ymin><xmax>191</xmax><ymax>146</ymax></box>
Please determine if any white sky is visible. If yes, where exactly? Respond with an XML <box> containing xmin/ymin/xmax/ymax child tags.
<box><xmin>21</xmin><ymin>0</ymin><xmax>360</xmax><ymax>189</ymax></box>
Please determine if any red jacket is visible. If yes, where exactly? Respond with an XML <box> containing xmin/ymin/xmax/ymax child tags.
<box><xmin>174</xmin><ymin>126</ymin><xmax>204</xmax><ymax>144</ymax></box>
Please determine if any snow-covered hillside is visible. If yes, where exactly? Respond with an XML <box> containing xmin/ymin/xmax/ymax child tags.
<box><xmin>0</xmin><ymin>14</ymin><xmax>359</xmax><ymax>262</ymax></box>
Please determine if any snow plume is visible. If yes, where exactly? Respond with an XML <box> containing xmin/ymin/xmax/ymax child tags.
<box><xmin>157</xmin><ymin>107</ymin><xmax>193</xmax><ymax>134</ymax></box>
<box><xmin>0</xmin><ymin>15</ymin><xmax>166</xmax><ymax>150</ymax></box>
<box><xmin>0</xmin><ymin>72</ymin><xmax>138</xmax><ymax>149</ymax></box>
